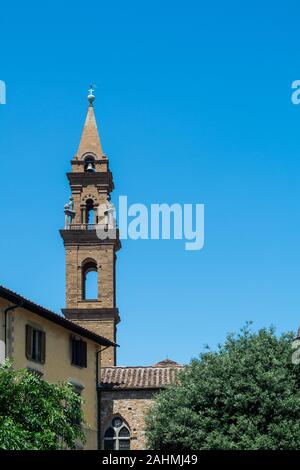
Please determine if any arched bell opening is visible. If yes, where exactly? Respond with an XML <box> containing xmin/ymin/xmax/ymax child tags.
<box><xmin>82</xmin><ymin>259</ymin><xmax>98</xmax><ymax>300</ymax></box>
<box><xmin>84</xmin><ymin>155</ymin><xmax>96</xmax><ymax>173</ymax></box>
<box><xmin>85</xmin><ymin>199</ymin><xmax>95</xmax><ymax>224</ymax></box>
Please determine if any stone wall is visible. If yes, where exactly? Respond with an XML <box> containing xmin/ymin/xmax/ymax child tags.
<box><xmin>100</xmin><ymin>389</ymin><xmax>159</xmax><ymax>450</ymax></box>
<box><xmin>65</xmin><ymin>244</ymin><xmax>115</xmax><ymax>309</ymax></box>
<box><xmin>63</xmin><ymin>242</ymin><xmax>117</xmax><ymax>366</ymax></box>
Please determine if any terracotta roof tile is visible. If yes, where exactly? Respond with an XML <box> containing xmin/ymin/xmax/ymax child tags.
<box><xmin>101</xmin><ymin>361</ymin><xmax>183</xmax><ymax>390</ymax></box>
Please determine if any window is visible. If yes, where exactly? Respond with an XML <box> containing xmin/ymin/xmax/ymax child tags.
<box><xmin>82</xmin><ymin>259</ymin><xmax>98</xmax><ymax>300</ymax></box>
<box><xmin>85</xmin><ymin>199</ymin><xmax>95</xmax><ymax>224</ymax></box>
<box><xmin>103</xmin><ymin>417</ymin><xmax>131</xmax><ymax>450</ymax></box>
<box><xmin>25</xmin><ymin>325</ymin><xmax>46</xmax><ymax>364</ymax></box>
<box><xmin>71</xmin><ymin>336</ymin><xmax>87</xmax><ymax>368</ymax></box>
<box><xmin>84</xmin><ymin>156</ymin><xmax>95</xmax><ymax>173</ymax></box>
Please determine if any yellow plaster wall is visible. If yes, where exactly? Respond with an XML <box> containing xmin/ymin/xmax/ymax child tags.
<box><xmin>0</xmin><ymin>299</ymin><xmax>101</xmax><ymax>450</ymax></box>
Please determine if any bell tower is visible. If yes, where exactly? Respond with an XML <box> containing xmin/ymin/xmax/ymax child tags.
<box><xmin>60</xmin><ymin>88</ymin><xmax>120</xmax><ymax>366</ymax></box>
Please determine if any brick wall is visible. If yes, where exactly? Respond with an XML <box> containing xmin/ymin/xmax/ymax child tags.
<box><xmin>100</xmin><ymin>389</ymin><xmax>158</xmax><ymax>450</ymax></box>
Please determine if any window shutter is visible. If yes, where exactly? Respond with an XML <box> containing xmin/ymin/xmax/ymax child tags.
<box><xmin>70</xmin><ymin>337</ymin><xmax>87</xmax><ymax>368</ymax></box>
<box><xmin>82</xmin><ymin>341</ymin><xmax>87</xmax><ymax>368</ymax></box>
<box><xmin>40</xmin><ymin>331</ymin><xmax>46</xmax><ymax>364</ymax></box>
<box><xmin>71</xmin><ymin>336</ymin><xmax>75</xmax><ymax>364</ymax></box>
<box><xmin>25</xmin><ymin>325</ymin><xmax>33</xmax><ymax>359</ymax></box>
<box><xmin>79</xmin><ymin>340</ymin><xmax>83</xmax><ymax>366</ymax></box>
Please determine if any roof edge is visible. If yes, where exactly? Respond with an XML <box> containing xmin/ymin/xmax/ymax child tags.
<box><xmin>0</xmin><ymin>285</ymin><xmax>117</xmax><ymax>348</ymax></box>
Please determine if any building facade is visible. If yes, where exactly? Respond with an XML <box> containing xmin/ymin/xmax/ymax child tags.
<box><xmin>0</xmin><ymin>285</ymin><xmax>116</xmax><ymax>449</ymax></box>
<box><xmin>100</xmin><ymin>360</ymin><xmax>183</xmax><ymax>450</ymax></box>
<box><xmin>0</xmin><ymin>91</ymin><xmax>182</xmax><ymax>450</ymax></box>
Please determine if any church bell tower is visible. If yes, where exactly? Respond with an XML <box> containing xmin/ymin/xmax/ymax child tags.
<box><xmin>60</xmin><ymin>88</ymin><xmax>120</xmax><ymax>366</ymax></box>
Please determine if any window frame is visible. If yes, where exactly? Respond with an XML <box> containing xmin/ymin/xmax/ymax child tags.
<box><xmin>103</xmin><ymin>417</ymin><xmax>131</xmax><ymax>450</ymax></box>
<box><xmin>25</xmin><ymin>325</ymin><xmax>46</xmax><ymax>364</ymax></box>
<box><xmin>71</xmin><ymin>335</ymin><xmax>87</xmax><ymax>368</ymax></box>
<box><xmin>82</xmin><ymin>259</ymin><xmax>98</xmax><ymax>301</ymax></box>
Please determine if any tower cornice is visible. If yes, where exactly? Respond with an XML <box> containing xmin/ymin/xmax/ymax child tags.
<box><xmin>66</xmin><ymin>172</ymin><xmax>114</xmax><ymax>192</ymax></box>
<box><xmin>62</xmin><ymin>308</ymin><xmax>120</xmax><ymax>325</ymax></box>
<box><xmin>60</xmin><ymin>228</ymin><xmax>121</xmax><ymax>251</ymax></box>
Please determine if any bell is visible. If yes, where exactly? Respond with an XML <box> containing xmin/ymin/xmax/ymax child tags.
<box><xmin>86</xmin><ymin>162</ymin><xmax>95</xmax><ymax>173</ymax></box>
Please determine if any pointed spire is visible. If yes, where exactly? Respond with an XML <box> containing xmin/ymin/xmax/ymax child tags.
<box><xmin>76</xmin><ymin>86</ymin><xmax>105</xmax><ymax>159</ymax></box>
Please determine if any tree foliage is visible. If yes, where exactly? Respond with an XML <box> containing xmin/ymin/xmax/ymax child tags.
<box><xmin>0</xmin><ymin>362</ymin><xmax>85</xmax><ymax>450</ymax></box>
<box><xmin>146</xmin><ymin>325</ymin><xmax>300</xmax><ymax>450</ymax></box>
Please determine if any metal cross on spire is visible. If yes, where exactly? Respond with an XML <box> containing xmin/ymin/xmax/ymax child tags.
<box><xmin>88</xmin><ymin>83</ymin><xmax>97</xmax><ymax>105</ymax></box>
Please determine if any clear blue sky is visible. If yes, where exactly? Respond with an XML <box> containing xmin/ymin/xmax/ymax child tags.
<box><xmin>1</xmin><ymin>1</ymin><xmax>300</xmax><ymax>366</ymax></box>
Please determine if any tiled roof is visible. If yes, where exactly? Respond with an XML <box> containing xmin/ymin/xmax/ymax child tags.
<box><xmin>0</xmin><ymin>285</ymin><xmax>117</xmax><ymax>348</ymax></box>
<box><xmin>101</xmin><ymin>360</ymin><xmax>183</xmax><ymax>390</ymax></box>
<box><xmin>154</xmin><ymin>359</ymin><xmax>181</xmax><ymax>367</ymax></box>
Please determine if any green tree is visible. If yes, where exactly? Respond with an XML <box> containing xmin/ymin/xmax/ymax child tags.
<box><xmin>146</xmin><ymin>325</ymin><xmax>300</xmax><ymax>450</ymax></box>
<box><xmin>0</xmin><ymin>362</ymin><xmax>85</xmax><ymax>450</ymax></box>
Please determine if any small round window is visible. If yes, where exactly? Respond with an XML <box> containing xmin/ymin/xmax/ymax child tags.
<box><xmin>112</xmin><ymin>417</ymin><xmax>123</xmax><ymax>428</ymax></box>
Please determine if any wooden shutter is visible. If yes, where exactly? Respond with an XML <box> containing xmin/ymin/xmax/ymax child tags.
<box><xmin>78</xmin><ymin>340</ymin><xmax>83</xmax><ymax>367</ymax></box>
<box><xmin>70</xmin><ymin>337</ymin><xmax>87</xmax><ymax>368</ymax></box>
<box><xmin>25</xmin><ymin>325</ymin><xmax>33</xmax><ymax>359</ymax></box>
<box><xmin>71</xmin><ymin>336</ymin><xmax>75</xmax><ymax>364</ymax></box>
<box><xmin>82</xmin><ymin>341</ymin><xmax>87</xmax><ymax>368</ymax></box>
<box><xmin>40</xmin><ymin>331</ymin><xmax>46</xmax><ymax>364</ymax></box>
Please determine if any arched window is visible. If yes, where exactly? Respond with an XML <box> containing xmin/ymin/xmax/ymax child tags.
<box><xmin>84</xmin><ymin>156</ymin><xmax>95</xmax><ymax>173</ymax></box>
<box><xmin>85</xmin><ymin>199</ymin><xmax>95</xmax><ymax>224</ymax></box>
<box><xmin>82</xmin><ymin>260</ymin><xmax>98</xmax><ymax>300</ymax></box>
<box><xmin>103</xmin><ymin>417</ymin><xmax>131</xmax><ymax>450</ymax></box>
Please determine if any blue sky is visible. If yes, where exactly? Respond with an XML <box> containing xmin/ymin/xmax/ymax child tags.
<box><xmin>1</xmin><ymin>1</ymin><xmax>300</xmax><ymax>366</ymax></box>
